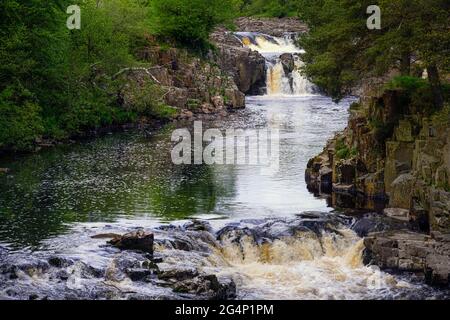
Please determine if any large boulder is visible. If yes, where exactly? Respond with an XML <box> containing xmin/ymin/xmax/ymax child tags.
<box><xmin>108</xmin><ymin>230</ymin><xmax>154</xmax><ymax>254</ymax></box>
<box><xmin>210</xmin><ymin>30</ymin><xmax>266</xmax><ymax>95</ymax></box>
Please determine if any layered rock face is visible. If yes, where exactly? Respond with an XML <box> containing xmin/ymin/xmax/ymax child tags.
<box><xmin>364</xmin><ymin>231</ymin><xmax>450</xmax><ymax>286</ymax></box>
<box><xmin>306</xmin><ymin>93</ymin><xmax>450</xmax><ymax>233</ymax></box>
<box><xmin>210</xmin><ymin>28</ymin><xmax>266</xmax><ymax>95</ymax></box>
<box><xmin>306</xmin><ymin>87</ymin><xmax>450</xmax><ymax>285</ymax></box>
<box><xmin>120</xmin><ymin>45</ymin><xmax>246</xmax><ymax>121</ymax></box>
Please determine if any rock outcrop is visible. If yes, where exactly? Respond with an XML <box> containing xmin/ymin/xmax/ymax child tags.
<box><xmin>306</xmin><ymin>83</ymin><xmax>450</xmax><ymax>286</ymax></box>
<box><xmin>364</xmin><ymin>231</ymin><xmax>450</xmax><ymax>286</ymax></box>
<box><xmin>119</xmin><ymin>44</ymin><xmax>246</xmax><ymax>122</ymax></box>
<box><xmin>233</xmin><ymin>17</ymin><xmax>308</xmax><ymax>37</ymax></box>
<box><xmin>210</xmin><ymin>29</ymin><xmax>266</xmax><ymax>95</ymax></box>
<box><xmin>306</xmin><ymin>93</ymin><xmax>450</xmax><ymax>234</ymax></box>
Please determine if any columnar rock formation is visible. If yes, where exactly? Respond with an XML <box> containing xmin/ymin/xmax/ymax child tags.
<box><xmin>305</xmin><ymin>85</ymin><xmax>450</xmax><ymax>285</ymax></box>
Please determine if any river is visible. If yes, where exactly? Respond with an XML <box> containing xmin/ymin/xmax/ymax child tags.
<box><xmin>0</xmin><ymin>95</ymin><xmax>350</xmax><ymax>250</ymax></box>
<box><xmin>0</xmin><ymin>33</ymin><xmax>446</xmax><ymax>300</ymax></box>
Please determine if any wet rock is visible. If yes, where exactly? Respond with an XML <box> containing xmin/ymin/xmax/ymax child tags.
<box><xmin>56</xmin><ymin>270</ymin><xmax>70</xmax><ymax>281</ymax></box>
<box><xmin>178</xmin><ymin>110</ymin><xmax>194</xmax><ymax>120</ymax></box>
<box><xmin>233</xmin><ymin>17</ymin><xmax>308</xmax><ymax>37</ymax></box>
<box><xmin>126</xmin><ymin>268</ymin><xmax>156</xmax><ymax>282</ymax></box>
<box><xmin>173</xmin><ymin>275</ymin><xmax>236</xmax><ymax>300</ymax></box>
<box><xmin>389</xmin><ymin>173</ymin><xmax>415</xmax><ymax>209</ymax></box>
<box><xmin>279</xmin><ymin>53</ymin><xmax>295</xmax><ymax>74</ymax></box>
<box><xmin>78</xmin><ymin>262</ymin><xmax>105</xmax><ymax>279</ymax></box>
<box><xmin>337</xmin><ymin>159</ymin><xmax>356</xmax><ymax>185</ymax></box>
<box><xmin>210</xmin><ymin>28</ymin><xmax>266</xmax><ymax>95</ymax></box>
<box><xmin>333</xmin><ymin>183</ymin><xmax>355</xmax><ymax>194</ymax></box>
<box><xmin>384</xmin><ymin>208</ymin><xmax>410</xmax><ymax>222</ymax></box>
<box><xmin>351</xmin><ymin>213</ymin><xmax>410</xmax><ymax>237</ymax></box>
<box><xmin>48</xmin><ymin>256</ymin><xmax>74</xmax><ymax>268</ymax></box>
<box><xmin>108</xmin><ymin>230</ymin><xmax>154</xmax><ymax>254</ymax></box>
<box><xmin>91</xmin><ymin>233</ymin><xmax>121</xmax><ymax>239</ymax></box>
<box><xmin>184</xmin><ymin>220</ymin><xmax>212</xmax><ymax>232</ymax></box>
<box><xmin>364</xmin><ymin>230</ymin><xmax>450</xmax><ymax>286</ymax></box>
<box><xmin>0</xmin><ymin>258</ymin><xmax>50</xmax><ymax>278</ymax></box>
<box><xmin>164</xmin><ymin>87</ymin><xmax>189</xmax><ymax>109</ymax></box>
<box><xmin>218</xmin><ymin>212</ymin><xmax>349</xmax><ymax>245</ymax></box>
<box><xmin>158</xmin><ymin>267</ymin><xmax>199</xmax><ymax>281</ymax></box>
<box><xmin>225</xmin><ymin>89</ymin><xmax>245</xmax><ymax>109</ymax></box>
<box><xmin>211</xmin><ymin>95</ymin><xmax>224</xmax><ymax>109</ymax></box>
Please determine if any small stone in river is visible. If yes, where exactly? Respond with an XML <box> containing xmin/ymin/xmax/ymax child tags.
<box><xmin>56</xmin><ymin>270</ymin><xmax>70</xmax><ymax>281</ymax></box>
<box><xmin>48</xmin><ymin>256</ymin><xmax>74</xmax><ymax>268</ymax></box>
<box><xmin>108</xmin><ymin>230</ymin><xmax>154</xmax><ymax>254</ymax></box>
<box><xmin>126</xmin><ymin>268</ymin><xmax>156</xmax><ymax>282</ymax></box>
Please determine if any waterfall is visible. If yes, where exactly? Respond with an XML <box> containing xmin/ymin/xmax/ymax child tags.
<box><xmin>235</xmin><ymin>32</ymin><xmax>315</xmax><ymax>96</ymax></box>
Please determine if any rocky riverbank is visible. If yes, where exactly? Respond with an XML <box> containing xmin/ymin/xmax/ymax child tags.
<box><xmin>305</xmin><ymin>82</ymin><xmax>450</xmax><ymax>286</ymax></box>
<box><xmin>1</xmin><ymin>213</ymin><xmax>447</xmax><ymax>300</ymax></box>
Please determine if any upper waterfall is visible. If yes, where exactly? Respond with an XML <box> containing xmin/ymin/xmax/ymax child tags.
<box><xmin>234</xmin><ymin>32</ymin><xmax>315</xmax><ymax>96</ymax></box>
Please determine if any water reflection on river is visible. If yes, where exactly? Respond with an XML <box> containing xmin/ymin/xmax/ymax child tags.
<box><xmin>0</xmin><ymin>95</ymin><xmax>351</xmax><ymax>250</ymax></box>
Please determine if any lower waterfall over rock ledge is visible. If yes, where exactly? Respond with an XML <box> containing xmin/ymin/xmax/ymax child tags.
<box><xmin>0</xmin><ymin>213</ymin><xmax>448</xmax><ymax>300</ymax></box>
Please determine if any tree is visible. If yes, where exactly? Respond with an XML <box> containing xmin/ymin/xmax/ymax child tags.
<box><xmin>0</xmin><ymin>0</ymin><xmax>70</xmax><ymax>150</ymax></box>
<box><xmin>149</xmin><ymin>0</ymin><xmax>235</xmax><ymax>50</ymax></box>
<box><xmin>298</xmin><ymin>0</ymin><xmax>450</xmax><ymax>106</ymax></box>
<box><xmin>239</xmin><ymin>0</ymin><xmax>299</xmax><ymax>18</ymax></box>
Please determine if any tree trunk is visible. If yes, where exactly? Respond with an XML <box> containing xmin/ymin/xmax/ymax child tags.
<box><xmin>400</xmin><ymin>51</ymin><xmax>411</xmax><ymax>76</ymax></box>
<box><xmin>427</xmin><ymin>64</ymin><xmax>444</xmax><ymax>109</ymax></box>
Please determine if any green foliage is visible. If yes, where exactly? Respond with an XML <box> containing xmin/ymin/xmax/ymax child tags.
<box><xmin>385</xmin><ymin>76</ymin><xmax>428</xmax><ymax>92</ymax></box>
<box><xmin>335</xmin><ymin>138</ymin><xmax>357</xmax><ymax>160</ymax></box>
<box><xmin>385</xmin><ymin>76</ymin><xmax>450</xmax><ymax>115</ymax></box>
<box><xmin>298</xmin><ymin>0</ymin><xmax>450</xmax><ymax>101</ymax></box>
<box><xmin>125</xmin><ymin>82</ymin><xmax>177</xmax><ymax>119</ymax></box>
<box><xmin>187</xmin><ymin>99</ymin><xmax>201</xmax><ymax>110</ymax></box>
<box><xmin>240</xmin><ymin>0</ymin><xmax>298</xmax><ymax>18</ymax></box>
<box><xmin>0</xmin><ymin>0</ymin><xmax>69</xmax><ymax>149</ymax></box>
<box><xmin>0</xmin><ymin>86</ymin><xmax>44</xmax><ymax>151</ymax></box>
<box><xmin>0</xmin><ymin>0</ymin><xmax>170</xmax><ymax>151</ymax></box>
<box><xmin>151</xmin><ymin>104</ymin><xmax>178</xmax><ymax>119</ymax></box>
<box><xmin>149</xmin><ymin>0</ymin><xmax>235</xmax><ymax>51</ymax></box>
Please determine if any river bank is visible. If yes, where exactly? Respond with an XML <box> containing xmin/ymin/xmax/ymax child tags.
<box><xmin>305</xmin><ymin>82</ymin><xmax>450</xmax><ymax>286</ymax></box>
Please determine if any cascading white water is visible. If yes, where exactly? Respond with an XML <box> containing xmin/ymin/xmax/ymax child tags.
<box><xmin>235</xmin><ymin>32</ymin><xmax>314</xmax><ymax>96</ymax></box>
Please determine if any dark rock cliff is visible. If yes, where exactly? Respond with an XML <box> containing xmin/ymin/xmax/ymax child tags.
<box><xmin>306</xmin><ymin>84</ymin><xmax>450</xmax><ymax>285</ymax></box>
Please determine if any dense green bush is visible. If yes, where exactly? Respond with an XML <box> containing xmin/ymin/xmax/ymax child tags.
<box><xmin>0</xmin><ymin>86</ymin><xmax>44</xmax><ymax>151</ymax></box>
<box><xmin>149</xmin><ymin>0</ymin><xmax>235</xmax><ymax>50</ymax></box>
<box><xmin>385</xmin><ymin>76</ymin><xmax>429</xmax><ymax>92</ymax></box>
<box><xmin>0</xmin><ymin>0</ymin><xmax>158</xmax><ymax>151</ymax></box>
<box><xmin>239</xmin><ymin>0</ymin><xmax>298</xmax><ymax>18</ymax></box>
<box><xmin>335</xmin><ymin>138</ymin><xmax>357</xmax><ymax>160</ymax></box>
